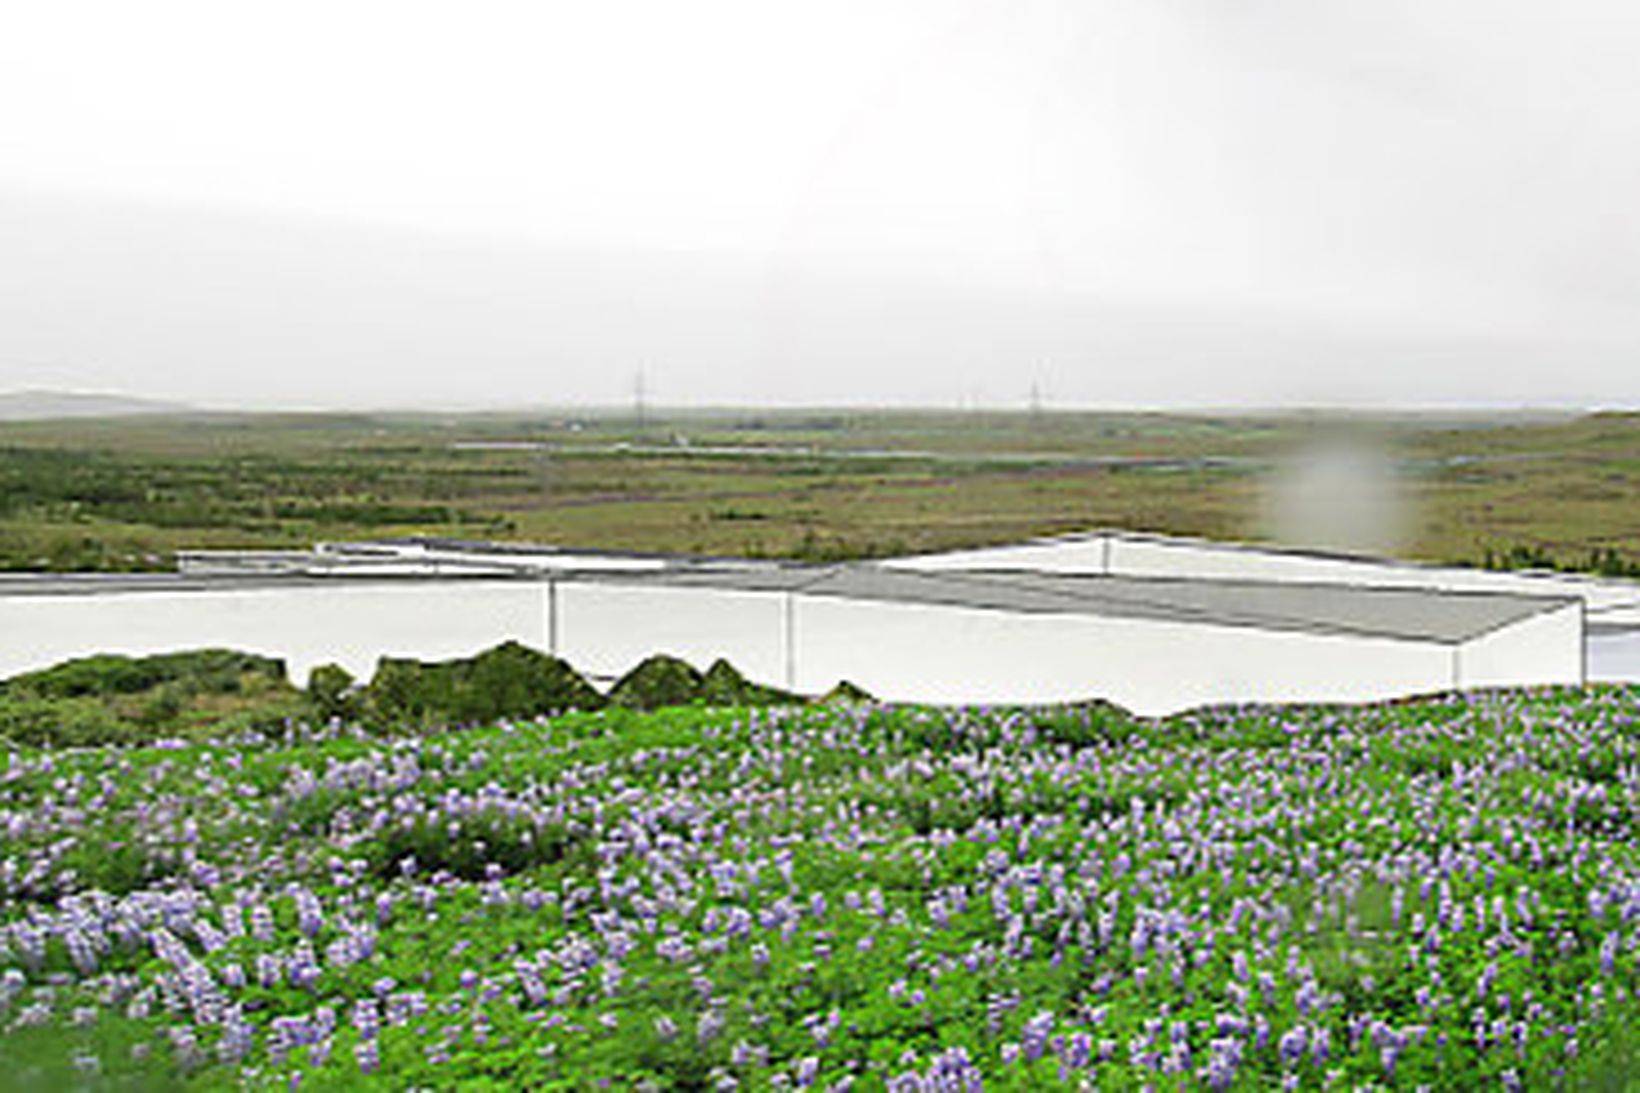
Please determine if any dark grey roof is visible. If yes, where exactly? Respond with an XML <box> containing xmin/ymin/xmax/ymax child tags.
<box><xmin>0</xmin><ymin>557</ymin><xmax>1575</xmax><ymax>645</ymax></box>
<box><xmin>565</xmin><ymin>563</ymin><xmax>1575</xmax><ymax>644</ymax></box>
<box><xmin>957</xmin><ymin>570</ymin><xmax>1569</xmax><ymax>643</ymax></box>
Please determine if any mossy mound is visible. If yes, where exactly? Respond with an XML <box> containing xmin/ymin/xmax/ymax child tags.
<box><xmin>306</xmin><ymin>663</ymin><xmax>360</xmax><ymax>722</ymax></box>
<box><xmin>364</xmin><ymin>640</ymin><xmax>603</xmax><ymax>726</ymax></box>
<box><xmin>819</xmin><ymin>679</ymin><xmax>876</xmax><ymax>705</ymax></box>
<box><xmin>3</xmin><ymin>648</ymin><xmax>287</xmax><ymax>700</ymax></box>
<box><xmin>608</xmin><ymin>654</ymin><xmax>705</xmax><ymax>710</ymax></box>
<box><xmin>0</xmin><ymin>649</ymin><xmax>297</xmax><ymax>745</ymax></box>
<box><xmin>0</xmin><ymin>641</ymin><xmax>862</xmax><ymax>744</ymax></box>
<box><xmin>698</xmin><ymin>658</ymin><xmax>800</xmax><ymax>707</ymax></box>
<box><xmin>0</xmin><ymin>694</ymin><xmax>134</xmax><ymax>748</ymax></box>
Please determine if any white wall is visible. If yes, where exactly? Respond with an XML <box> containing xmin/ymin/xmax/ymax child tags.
<box><xmin>0</xmin><ymin>581</ymin><xmax>546</xmax><ymax>685</ymax></box>
<box><xmin>1453</xmin><ymin>602</ymin><xmax>1585</xmax><ymax>690</ymax></box>
<box><xmin>1588</xmin><ymin>630</ymin><xmax>1640</xmax><ymax>683</ymax></box>
<box><xmin>0</xmin><ymin>567</ymin><xmax>1597</xmax><ymax>714</ymax></box>
<box><xmin>788</xmin><ymin>595</ymin><xmax>1455</xmax><ymax>716</ymax></box>
<box><xmin>552</xmin><ymin>582</ymin><xmax>788</xmax><ymax>686</ymax></box>
<box><xmin>891</xmin><ymin>532</ymin><xmax>1640</xmax><ymax>626</ymax></box>
<box><xmin>1107</xmin><ymin>537</ymin><xmax>1640</xmax><ymax>619</ymax></box>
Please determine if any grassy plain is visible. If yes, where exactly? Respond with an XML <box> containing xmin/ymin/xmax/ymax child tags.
<box><xmin>1</xmin><ymin>407</ymin><xmax>1638</xmax><ymax>571</ymax></box>
<box><xmin>5</xmin><ymin>688</ymin><xmax>1640</xmax><ymax>1088</ymax></box>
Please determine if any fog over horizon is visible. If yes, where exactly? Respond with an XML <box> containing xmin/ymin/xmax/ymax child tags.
<box><xmin>3</xmin><ymin>1</ymin><xmax>1640</xmax><ymax>411</ymax></box>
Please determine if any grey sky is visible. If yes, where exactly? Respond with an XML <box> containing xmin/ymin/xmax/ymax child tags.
<box><xmin>2</xmin><ymin>0</ymin><xmax>1638</xmax><ymax>409</ymax></box>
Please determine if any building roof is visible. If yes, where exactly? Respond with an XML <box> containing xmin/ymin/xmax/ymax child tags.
<box><xmin>0</xmin><ymin>538</ymin><xmax>1577</xmax><ymax>646</ymax></box>
<box><xmin>577</xmin><ymin>563</ymin><xmax>1574</xmax><ymax>644</ymax></box>
<box><xmin>891</xmin><ymin>527</ymin><xmax>1640</xmax><ymax>628</ymax></box>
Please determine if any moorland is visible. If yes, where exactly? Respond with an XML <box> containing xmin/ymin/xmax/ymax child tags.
<box><xmin>3</xmin><ymin>406</ymin><xmax>1639</xmax><ymax>574</ymax></box>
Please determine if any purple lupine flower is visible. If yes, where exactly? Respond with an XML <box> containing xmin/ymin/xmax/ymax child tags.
<box><xmin>1021</xmin><ymin>1010</ymin><xmax>1055</xmax><ymax>1062</ymax></box>
<box><xmin>1278</xmin><ymin>1025</ymin><xmax>1308</xmax><ymax>1067</ymax></box>
<box><xmin>1311</xmin><ymin>1025</ymin><xmax>1330</xmax><ymax>1066</ymax></box>
<box><xmin>1201</xmin><ymin>1037</ymin><xmax>1242</xmax><ymax>1091</ymax></box>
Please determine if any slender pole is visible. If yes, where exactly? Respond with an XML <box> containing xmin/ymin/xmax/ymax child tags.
<box><xmin>783</xmin><ymin>592</ymin><xmax>796</xmax><ymax>691</ymax></box>
<box><xmin>547</xmin><ymin>579</ymin><xmax>560</xmax><ymax>656</ymax></box>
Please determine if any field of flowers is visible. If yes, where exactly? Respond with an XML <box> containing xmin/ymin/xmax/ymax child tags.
<box><xmin>4</xmin><ymin>686</ymin><xmax>1640</xmax><ymax>1089</ymax></box>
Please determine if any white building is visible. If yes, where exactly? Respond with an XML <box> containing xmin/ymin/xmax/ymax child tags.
<box><xmin>0</xmin><ymin>532</ymin><xmax>1604</xmax><ymax>716</ymax></box>
<box><xmin>888</xmin><ymin>529</ymin><xmax>1640</xmax><ymax>684</ymax></box>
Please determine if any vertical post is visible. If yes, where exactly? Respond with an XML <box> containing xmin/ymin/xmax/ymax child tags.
<box><xmin>547</xmin><ymin>579</ymin><xmax>560</xmax><ymax>656</ymax></box>
<box><xmin>1580</xmin><ymin>599</ymin><xmax>1589</xmax><ymax>687</ymax></box>
<box><xmin>783</xmin><ymin>592</ymin><xmax>796</xmax><ymax>692</ymax></box>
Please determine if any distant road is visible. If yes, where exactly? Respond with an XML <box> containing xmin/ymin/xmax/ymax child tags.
<box><xmin>450</xmin><ymin>439</ymin><xmax>1257</xmax><ymax>471</ymax></box>
<box><xmin>452</xmin><ymin>440</ymin><xmax>1548</xmax><ymax>476</ymax></box>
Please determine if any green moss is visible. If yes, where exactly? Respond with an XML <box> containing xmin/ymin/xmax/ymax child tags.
<box><xmin>0</xmin><ymin>694</ymin><xmax>133</xmax><ymax>747</ymax></box>
<box><xmin>362</xmin><ymin>640</ymin><xmax>604</xmax><ymax>727</ymax></box>
<box><xmin>306</xmin><ymin>662</ymin><xmax>358</xmax><ymax>722</ymax></box>
<box><xmin>608</xmin><ymin>654</ymin><xmax>705</xmax><ymax>710</ymax></box>
<box><xmin>819</xmin><ymin>679</ymin><xmax>875</xmax><ymax>705</ymax></box>
<box><xmin>698</xmin><ymin>657</ymin><xmax>800</xmax><ymax>707</ymax></box>
<box><xmin>3</xmin><ymin>648</ymin><xmax>286</xmax><ymax>700</ymax></box>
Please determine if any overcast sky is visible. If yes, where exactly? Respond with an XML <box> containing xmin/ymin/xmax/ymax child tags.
<box><xmin>2</xmin><ymin>0</ymin><xmax>1639</xmax><ymax>409</ymax></box>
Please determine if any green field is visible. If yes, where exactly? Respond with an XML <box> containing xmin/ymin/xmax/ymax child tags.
<box><xmin>3</xmin><ymin>407</ymin><xmax>1640</xmax><ymax>574</ymax></box>
<box><xmin>4</xmin><ymin>683</ymin><xmax>1640</xmax><ymax>1088</ymax></box>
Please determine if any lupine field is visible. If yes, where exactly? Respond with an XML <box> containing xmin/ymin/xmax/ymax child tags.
<box><xmin>6</xmin><ymin>687</ymin><xmax>1640</xmax><ymax>1090</ymax></box>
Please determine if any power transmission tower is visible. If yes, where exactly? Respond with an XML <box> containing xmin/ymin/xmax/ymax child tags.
<box><xmin>633</xmin><ymin>368</ymin><xmax>647</xmax><ymax>431</ymax></box>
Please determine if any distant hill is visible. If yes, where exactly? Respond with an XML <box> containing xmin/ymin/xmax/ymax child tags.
<box><xmin>0</xmin><ymin>390</ymin><xmax>191</xmax><ymax>421</ymax></box>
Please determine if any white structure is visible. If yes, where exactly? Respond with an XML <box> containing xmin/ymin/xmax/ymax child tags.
<box><xmin>890</xmin><ymin>529</ymin><xmax>1640</xmax><ymax>683</ymax></box>
<box><xmin>0</xmin><ymin>534</ymin><xmax>1599</xmax><ymax>716</ymax></box>
<box><xmin>0</xmin><ymin>574</ymin><xmax>547</xmax><ymax>687</ymax></box>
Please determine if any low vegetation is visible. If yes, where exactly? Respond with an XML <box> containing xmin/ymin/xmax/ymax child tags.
<box><xmin>4</xmin><ymin>685</ymin><xmax>1640</xmax><ymax>1088</ymax></box>
<box><xmin>0</xmin><ymin>644</ymin><xmax>826</xmax><ymax>749</ymax></box>
<box><xmin>7</xmin><ymin>407</ymin><xmax>1640</xmax><ymax>575</ymax></box>
<box><xmin>362</xmin><ymin>642</ymin><xmax>605</xmax><ymax>727</ymax></box>
<box><xmin>0</xmin><ymin>649</ymin><xmax>300</xmax><ymax>746</ymax></box>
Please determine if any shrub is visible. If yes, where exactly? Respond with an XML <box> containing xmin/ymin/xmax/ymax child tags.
<box><xmin>3</xmin><ymin>654</ymin><xmax>161</xmax><ymax>698</ymax></box>
<box><xmin>211</xmin><ymin>697</ymin><xmax>310</xmax><ymax>736</ymax></box>
<box><xmin>819</xmin><ymin>680</ymin><xmax>875</xmax><ymax>705</ymax></box>
<box><xmin>698</xmin><ymin>658</ymin><xmax>799</xmax><ymax>707</ymax></box>
<box><xmin>363</xmin><ymin>641</ymin><xmax>603</xmax><ymax>727</ymax></box>
<box><xmin>140</xmin><ymin>648</ymin><xmax>286</xmax><ymax>694</ymax></box>
<box><xmin>133</xmin><ymin>684</ymin><xmax>187</xmax><ymax>728</ymax></box>
<box><xmin>364</xmin><ymin>658</ymin><xmax>434</xmax><ymax>723</ymax></box>
<box><xmin>306</xmin><ymin>663</ymin><xmax>358</xmax><ymax>722</ymax></box>
<box><xmin>0</xmin><ymin>695</ymin><xmax>133</xmax><ymax>748</ymax></box>
<box><xmin>3</xmin><ymin>648</ymin><xmax>286</xmax><ymax>699</ymax></box>
<box><xmin>1033</xmin><ymin>700</ymin><xmax>1139</xmax><ymax>748</ymax></box>
<box><xmin>608</xmin><ymin>655</ymin><xmax>704</xmax><ymax>710</ymax></box>
<box><xmin>462</xmin><ymin>641</ymin><xmax>603</xmax><ymax>718</ymax></box>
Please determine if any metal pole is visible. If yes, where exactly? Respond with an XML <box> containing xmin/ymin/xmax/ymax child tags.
<box><xmin>783</xmin><ymin>592</ymin><xmax>796</xmax><ymax>691</ymax></box>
